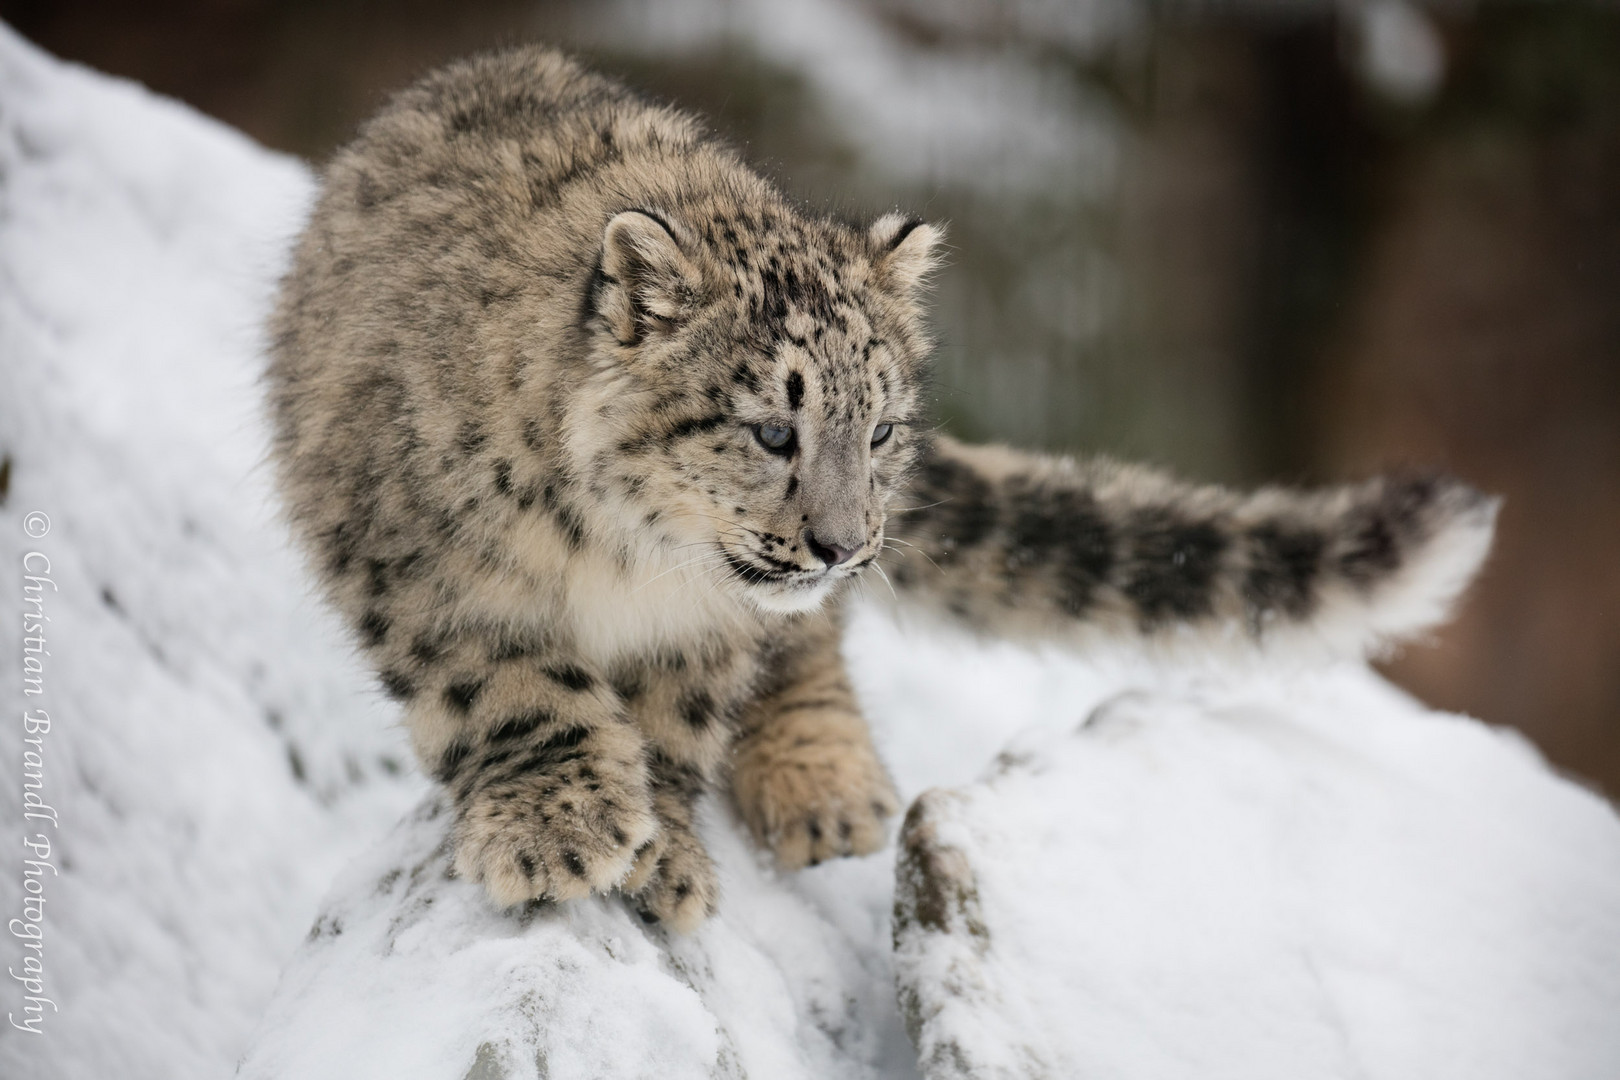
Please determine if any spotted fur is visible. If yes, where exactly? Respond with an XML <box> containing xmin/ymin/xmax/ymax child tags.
<box><xmin>886</xmin><ymin>441</ymin><xmax>1498</xmax><ymax>659</ymax></box>
<box><xmin>267</xmin><ymin>46</ymin><xmax>1496</xmax><ymax>931</ymax></box>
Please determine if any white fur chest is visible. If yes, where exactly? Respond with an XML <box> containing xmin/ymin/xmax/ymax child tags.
<box><xmin>561</xmin><ymin>545</ymin><xmax>759</xmax><ymax>665</ymax></box>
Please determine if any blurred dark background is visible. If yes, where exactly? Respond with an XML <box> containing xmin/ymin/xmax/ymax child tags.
<box><xmin>5</xmin><ymin>0</ymin><xmax>1617</xmax><ymax>795</ymax></box>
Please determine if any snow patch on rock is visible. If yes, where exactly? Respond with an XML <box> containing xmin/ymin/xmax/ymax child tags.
<box><xmin>236</xmin><ymin>793</ymin><xmax>915</xmax><ymax>1080</ymax></box>
<box><xmin>894</xmin><ymin>672</ymin><xmax>1620</xmax><ymax>1080</ymax></box>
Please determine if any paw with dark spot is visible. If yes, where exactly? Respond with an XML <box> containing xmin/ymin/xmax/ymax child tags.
<box><xmin>732</xmin><ymin>708</ymin><xmax>901</xmax><ymax>871</ymax></box>
<box><xmin>621</xmin><ymin>804</ymin><xmax>717</xmax><ymax>934</ymax></box>
<box><xmin>450</xmin><ymin>729</ymin><xmax>657</xmax><ymax>908</ymax></box>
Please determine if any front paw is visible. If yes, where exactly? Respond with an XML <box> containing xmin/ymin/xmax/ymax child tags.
<box><xmin>451</xmin><ymin>751</ymin><xmax>658</xmax><ymax>908</ymax></box>
<box><xmin>733</xmin><ymin>723</ymin><xmax>901</xmax><ymax>870</ymax></box>
<box><xmin>623</xmin><ymin>817</ymin><xmax>718</xmax><ymax>934</ymax></box>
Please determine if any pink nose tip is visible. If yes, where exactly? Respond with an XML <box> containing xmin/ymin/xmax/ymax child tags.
<box><xmin>805</xmin><ymin>531</ymin><xmax>858</xmax><ymax>567</ymax></box>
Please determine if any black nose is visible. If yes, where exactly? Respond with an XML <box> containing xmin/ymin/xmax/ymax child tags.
<box><xmin>804</xmin><ymin>530</ymin><xmax>858</xmax><ymax>568</ymax></box>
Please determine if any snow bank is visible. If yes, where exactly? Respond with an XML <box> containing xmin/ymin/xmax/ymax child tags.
<box><xmin>3</xmin><ymin>22</ymin><xmax>1619</xmax><ymax>1080</ymax></box>
<box><xmin>234</xmin><ymin>793</ymin><xmax>911</xmax><ymax>1080</ymax></box>
<box><xmin>0</xmin><ymin>24</ymin><xmax>421</xmax><ymax>1079</ymax></box>
<box><xmin>893</xmin><ymin>671</ymin><xmax>1620</xmax><ymax>1079</ymax></box>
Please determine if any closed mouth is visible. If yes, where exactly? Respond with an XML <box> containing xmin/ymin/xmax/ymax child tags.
<box><xmin>720</xmin><ymin>549</ymin><xmax>800</xmax><ymax>586</ymax></box>
<box><xmin>720</xmin><ymin>546</ymin><xmax>870</xmax><ymax>588</ymax></box>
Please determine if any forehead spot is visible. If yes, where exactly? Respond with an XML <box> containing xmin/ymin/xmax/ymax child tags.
<box><xmin>730</xmin><ymin>360</ymin><xmax>759</xmax><ymax>391</ymax></box>
<box><xmin>786</xmin><ymin>371</ymin><xmax>805</xmax><ymax>411</ymax></box>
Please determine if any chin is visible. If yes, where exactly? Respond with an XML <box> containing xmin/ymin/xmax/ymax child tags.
<box><xmin>740</xmin><ymin>576</ymin><xmax>839</xmax><ymax>616</ymax></box>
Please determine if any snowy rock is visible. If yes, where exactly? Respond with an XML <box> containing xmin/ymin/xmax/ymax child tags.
<box><xmin>235</xmin><ymin>794</ymin><xmax>910</xmax><ymax>1080</ymax></box>
<box><xmin>892</xmin><ymin>673</ymin><xmax>1620</xmax><ymax>1080</ymax></box>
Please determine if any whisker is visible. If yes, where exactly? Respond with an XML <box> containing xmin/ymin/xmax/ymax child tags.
<box><xmin>699</xmin><ymin>564</ymin><xmax>737</xmax><ymax>600</ymax></box>
<box><xmin>870</xmin><ymin>561</ymin><xmax>899</xmax><ymax>603</ymax></box>
<box><xmin>884</xmin><ymin>539</ymin><xmax>942</xmax><ymax>575</ymax></box>
<box><xmin>663</xmin><ymin>545</ymin><xmax>734</xmax><ymax>597</ymax></box>
<box><xmin>632</xmin><ymin>549</ymin><xmax>734</xmax><ymax>593</ymax></box>
<box><xmin>886</xmin><ymin>498</ymin><xmax>950</xmax><ymax>514</ymax></box>
<box><xmin>697</xmin><ymin>512</ymin><xmax>769</xmax><ymax>541</ymax></box>
<box><xmin>659</xmin><ymin>509</ymin><xmax>770</xmax><ymax>544</ymax></box>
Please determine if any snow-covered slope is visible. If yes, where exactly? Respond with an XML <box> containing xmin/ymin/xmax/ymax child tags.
<box><xmin>233</xmin><ymin>792</ymin><xmax>913</xmax><ymax>1080</ymax></box>
<box><xmin>0</xmin><ymin>24</ymin><xmax>423</xmax><ymax>1079</ymax></box>
<box><xmin>3</xmin><ymin>24</ymin><xmax>1619</xmax><ymax>1080</ymax></box>
<box><xmin>893</xmin><ymin>674</ymin><xmax>1620</xmax><ymax>1079</ymax></box>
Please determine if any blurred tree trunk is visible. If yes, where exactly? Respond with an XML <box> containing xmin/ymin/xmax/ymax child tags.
<box><xmin>1120</xmin><ymin>6</ymin><xmax>1620</xmax><ymax>795</ymax></box>
<box><xmin>1314</xmin><ymin>8</ymin><xmax>1620</xmax><ymax>794</ymax></box>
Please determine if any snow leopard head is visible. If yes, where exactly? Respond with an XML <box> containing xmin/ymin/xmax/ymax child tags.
<box><xmin>578</xmin><ymin>203</ymin><xmax>943</xmax><ymax>613</ymax></box>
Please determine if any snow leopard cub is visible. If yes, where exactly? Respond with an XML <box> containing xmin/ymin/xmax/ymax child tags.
<box><xmin>268</xmin><ymin>47</ymin><xmax>1496</xmax><ymax>931</ymax></box>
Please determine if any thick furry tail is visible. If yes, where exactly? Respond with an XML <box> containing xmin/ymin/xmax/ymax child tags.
<box><xmin>880</xmin><ymin>436</ymin><xmax>1498</xmax><ymax>658</ymax></box>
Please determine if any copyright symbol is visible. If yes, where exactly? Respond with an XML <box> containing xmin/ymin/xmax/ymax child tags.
<box><xmin>22</xmin><ymin>511</ymin><xmax>50</xmax><ymax>538</ymax></box>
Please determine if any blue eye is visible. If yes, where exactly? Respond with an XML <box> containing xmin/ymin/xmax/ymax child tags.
<box><xmin>754</xmin><ymin>423</ymin><xmax>795</xmax><ymax>453</ymax></box>
<box><xmin>870</xmin><ymin>423</ymin><xmax>894</xmax><ymax>447</ymax></box>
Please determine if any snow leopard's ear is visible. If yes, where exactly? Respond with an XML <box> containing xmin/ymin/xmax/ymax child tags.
<box><xmin>868</xmin><ymin>213</ymin><xmax>944</xmax><ymax>299</ymax></box>
<box><xmin>594</xmin><ymin>209</ymin><xmax>705</xmax><ymax>345</ymax></box>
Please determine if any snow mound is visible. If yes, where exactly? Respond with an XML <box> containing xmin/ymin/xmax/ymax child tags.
<box><xmin>3</xmin><ymin>22</ymin><xmax>1619</xmax><ymax>1080</ymax></box>
<box><xmin>236</xmin><ymin>794</ymin><xmax>908</xmax><ymax>1080</ymax></box>
<box><xmin>893</xmin><ymin>673</ymin><xmax>1620</xmax><ymax>1080</ymax></box>
<box><xmin>0</xmin><ymin>23</ymin><xmax>421</xmax><ymax>1079</ymax></box>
